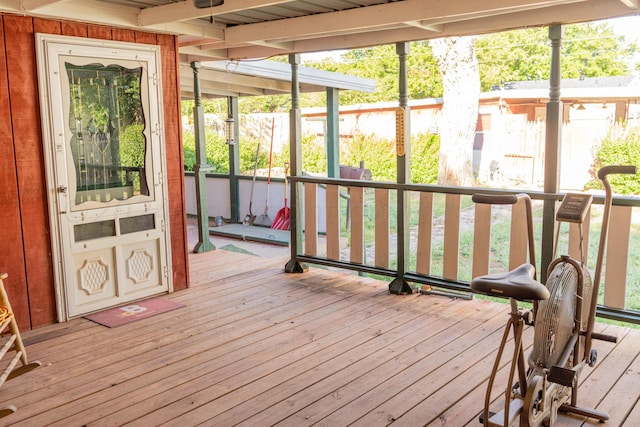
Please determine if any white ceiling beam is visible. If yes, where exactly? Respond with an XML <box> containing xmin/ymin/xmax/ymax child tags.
<box><xmin>223</xmin><ymin>0</ymin><xmax>587</xmax><ymax>45</ymax></box>
<box><xmin>248</xmin><ymin>40</ymin><xmax>294</xmax><ymax>51</ymax></box>
<box><xmin>19</xmin><ymin>0</ymin><xmax>140</xmax><ymax>27</ymax></box>
<box><xmin>145</xmin><ymin>18</ymin><xmax>225</xmax><ymax>40</ymax></box>
<box><xmin>20</xmin><ymin>0</ymin><xmax>63</xmax><ymax>10</ymax></box>
<box><xmin>404</xmin><ymin>22</ymin><xmax>444</xmax><ymax>33</ymax></box>
<box><xmin>619</xmin><ymin>0</ymin><xmax>638</xmax><ymax>8</ymax></box>
<box><xmin>138</xmin><ymin>0</ymin><xmax>291</xmax><ymax>26</ymax></box>
<box><xmin>0</xmin><ymin>0</ymin><xmax>225</xmax><ymax>39</ymax></box>
<box><xmin>219</xmin><ymin>0</ymin><xmax>634</xmax><ymax>60</ymax></box>
<box><xmin>442</xmin><ymin>0</ymin><xmax>640</xmax><ymax>35</ymax></box>
<box><xmin>180</xmin><ymin>46</ymin><xmax>229</xmax><ymax>61</ymax></box>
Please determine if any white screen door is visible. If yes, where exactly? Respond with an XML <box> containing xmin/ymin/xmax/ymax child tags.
<box><xmin>36</xmin><ymin>34</ymin><xmax>172</xmax><ymax>320</ymax></box>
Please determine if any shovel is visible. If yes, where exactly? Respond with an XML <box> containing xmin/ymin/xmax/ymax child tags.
<box><xmin>254</xmin><ymin>118</ymin><xmax>275</xmax><ymax>227</ymax></box>
<box><xmin>243</xmin><ymin>143</ymin><xmax>260</xmax><ymax>226</ymax></box>
<box><xmin>272</xmin><ymin>162</ymin><xmax>290</xmax><ymax>231</ymax></box>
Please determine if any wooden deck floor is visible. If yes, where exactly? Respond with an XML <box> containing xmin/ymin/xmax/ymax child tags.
<box><xmin>2</xmin><ymin>249</ymin><xmax>640</xmax><ymax>426</ymax></box>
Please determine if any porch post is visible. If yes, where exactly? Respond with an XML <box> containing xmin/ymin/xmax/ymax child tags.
<box><xmin>228</xmin><ymin>95</ymin><xmax>240</xmax><ymax>224</ymax></box>
<box><xmin>389</xmin><ymin>42</ymin><xmax>413</xmax><ymax>294</ymax></box>
<box><xmin>285</xmin><ymin>53</ymin><xmax>307</xmax><ymax>273</ymax></box>
<box><xmin>190</xmin><ymin>61</ymin><xmax>215</xmax><ymax>253</ymax></box>
<box><xmin>541</xmin><ymin>25</ymin><xmax>564</xmax><ymax>281</ymax></box>
<box><xmin>326</xmin><ymin>87</ymin><xmax>340</xmax><ymax>178</ymax></box>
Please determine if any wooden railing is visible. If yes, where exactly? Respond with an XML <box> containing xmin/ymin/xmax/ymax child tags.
<box><xmin>290</xmin><ymin>176</ymin><xmax>640</xmax><ymax>324</ymax></box>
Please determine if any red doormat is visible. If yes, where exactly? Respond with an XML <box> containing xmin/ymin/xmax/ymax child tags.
<box><xmin>84</xmin><ymin>297</ymin><xmax>185</xmax><ymax>328</ymax></box>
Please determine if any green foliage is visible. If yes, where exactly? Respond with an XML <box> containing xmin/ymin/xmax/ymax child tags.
<box><xmin>335</xmin><ymin>132</ymin><xmax>440</xmax><ymax>183</ymax></box>
<box><xmin>183</xmin><ymin>129</ymin><xmax>271</xmax><ymax>175</ymax></box>
<box><xmin>179</xmin><ymin>22</ymin><xmax>636</xmax><ymax>116</ymax></box>
<box><xmin>301</xmin><ymin>134</ymin><xmax>327</xmax><ymax>174</ymax></box>
<box><xmin>585</xmin><ymin>126</ymin><xmax>640</xmax><ymax>195</ymax></box>
<box><xmin>341</xmin><ymin>133</ymin><xmax>396</xmax><ymax>180</ymax></box>
<box><xmin>119</xmin><ymin>123</ymin><xmax>145</xmax><ymax>167</ymax></box>
<box><xmin>410</xmin><ymin>133</ymin><xmax>440</xmax><ymax>184</ymax></box>
<box><xmin>303</xmin><ymin>43</ymin><xmax>442</xmax><ymax>106</ymax></box>
<box><xmin>476</xmin><ymin>22</ymin><xmax>636</xmax><ymax>91</ymax></box>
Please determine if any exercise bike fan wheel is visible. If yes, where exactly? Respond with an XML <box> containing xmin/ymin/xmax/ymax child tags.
<box><xmin>525</xmin><ymin>260</ymin><xmax>592</xmax><ymax>427</ymax></box>
<box><xmin>531</xmin><ymin>261</ymin><xmax>590</xmax><ymax>369</ymax></box>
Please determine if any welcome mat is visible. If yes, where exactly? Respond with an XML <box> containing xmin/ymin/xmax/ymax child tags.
<box><xmin>84</xmin><ymin>297</ymin><xmax>185</xmax><ymax>328</ymax></box>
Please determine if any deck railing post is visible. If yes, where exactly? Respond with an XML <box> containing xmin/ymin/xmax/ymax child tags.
<box><xmin>190</xmin><ymin>61</ymin><xmax>215</xmax><ymax>253</ymax></box>
<box><xmin>389</xmin><ymin>42</ymin><xmax>413</xmax><ymax>294</ymax></box>
<box><xmin>285</xmin><ymin>53</ymin><xmax>307</xmax><ymax>273</ymax></box>
<box><xmin>541</xmin><ymin>25</ymin><xmax>564</xmax><ymax>281</ymax></box>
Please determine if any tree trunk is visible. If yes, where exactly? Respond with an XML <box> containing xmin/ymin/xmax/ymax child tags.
<box><xmin>430</xmin><ymin>37</ymin><xmax>479</xmax><ymax>186</ymax></box>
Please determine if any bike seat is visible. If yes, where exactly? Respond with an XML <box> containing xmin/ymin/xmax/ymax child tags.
<box><xmin>470</xmin><ymin>263</ymin><xmax>550</xmax><ymax>301</ymax></box>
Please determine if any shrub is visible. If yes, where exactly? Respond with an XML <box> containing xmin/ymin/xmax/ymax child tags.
<box><xmin>586</xmin><ymin>125</ymin><xmax>640</xmax><ymax>195</ymax></box>
<box><xmin>411</xmin><ymin>132</ymin><xmax>440</xmax><ymax>184</ymax></box>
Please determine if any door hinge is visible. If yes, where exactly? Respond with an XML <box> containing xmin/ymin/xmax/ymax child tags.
<box><xmin>161</xmin><ymin>219</ymin><xmax>166</xmax><ymax>232</ymax></box>
<box><xmin>163</xmin><ymin>265</ymin><xmax>169</xmax><ymax>278</ymax></box>
<box><xmin>158</xmin><ymin>172</ymin><xmax>164</xmax><ymax>185</ymax></box>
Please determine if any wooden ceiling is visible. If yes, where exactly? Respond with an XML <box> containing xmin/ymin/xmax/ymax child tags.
<box><xmin>2</xmin><ymin>0</ymin><xmax>638</xmax><ymax>61</ymax></box>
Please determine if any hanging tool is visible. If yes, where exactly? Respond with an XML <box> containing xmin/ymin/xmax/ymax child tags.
<box><xmin>243</xmin><ymin>142</ymin><xmax>260</xmax><ymax>226</ymax></box>
<box><xmin>272</xmin><ymin>162</ymin><xmax>290</xmax><ymax>231</ymax></box>
<box><xmin>254</xmin><ymin>118</ymin><xmax>275</xmax><ymax>227</ymax></box>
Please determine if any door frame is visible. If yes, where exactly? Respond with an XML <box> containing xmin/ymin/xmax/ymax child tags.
<box><xmin>35</xmin><ymin>33</ymin><xmax>173</xmax><ymax>321</ymax></box>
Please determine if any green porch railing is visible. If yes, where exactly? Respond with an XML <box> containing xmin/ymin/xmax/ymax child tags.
<box><xmin>288</xmin><ymin>175</ymin><xmax>640</xmax><ymax>325</ymax></box>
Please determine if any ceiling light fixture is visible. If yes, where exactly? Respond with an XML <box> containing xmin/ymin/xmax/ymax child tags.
<box><xmin>194</xmin><ymin>0</ymin><xmax>224</xmax><ymax>8</ymax></box>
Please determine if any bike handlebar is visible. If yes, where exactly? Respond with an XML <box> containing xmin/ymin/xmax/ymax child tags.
<box><xmin>471</xmin><ymin>193</ymin><xmax>529</xmax><ymax>205</ymax></box>
<box><xmin>598</xmin><ymin>165</ymin><xmax>637</xmax><ymax>180</ymax></box>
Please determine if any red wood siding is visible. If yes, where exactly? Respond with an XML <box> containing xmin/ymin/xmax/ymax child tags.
<box><xmin>4</xmin><ymin>15</ymin><xmax>55</xmax><ymax>330</ymax></box>
<box><xmin>0</xmin><ymin>16</ymin><xmax>34</xmax><ymax>331</ymax></box>
<box><xmin>158</xmin><ymin>33</ymin><xmax>190</xmax><ymax>290</ymax></box>
<box><xmin>0</xmin><ymin>13</ymin><xmax>188</xmax><ymax>330</ymax></box>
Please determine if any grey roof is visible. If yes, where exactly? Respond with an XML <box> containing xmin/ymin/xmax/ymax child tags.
<box><xmin>180</xmin><ymin>59</ymin><xmax>375</xmax><ymax>99</ymax></box>
<box><xmin>495</xmin><ymin>75</ymin><xmax>639</xmax><ymax>91</ymax></box>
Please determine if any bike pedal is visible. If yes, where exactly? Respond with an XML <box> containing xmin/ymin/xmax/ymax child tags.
<box><xmin>548</xmin><ymin>366</ymin><xmax>577</xmax><ymax>387</ymax></box>
<box><xmin>478</xmin><ymin>410</ymin><xmax>496</xmax><ymax>424</ymax></box>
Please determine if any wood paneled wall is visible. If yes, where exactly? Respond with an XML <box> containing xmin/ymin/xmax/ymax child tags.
<box><xmin>0</xmin><ymin>14</ymin><xmax>189</xmax><ymax>330</ymax></box>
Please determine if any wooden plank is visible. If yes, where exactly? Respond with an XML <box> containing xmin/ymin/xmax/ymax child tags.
<box><xmin>374</xmin><ymin>188</ymin><xmax>389</xmax><ymax>268</ymax></box>
<box><xmin>509</xmin><ymin>199</ymin><xmax>528</xmax><ymax>270</ymax></box>
<box><xmin>111</xmin><ymin>27</ymin><xmax>135</xmax><ymax>42</ymax></box>
<box><xmin>0</xmin><ymin>250</ymin><xmax>636</xmax><ymax>426</ymax></box>
<box><xmin>0</xmin><ymin>16</ymin><xmax>30</xmax><ymax>332</ymax></box>
<box><xmin>87</xmin><ymin>24</ymin><xmax>112</xmax><ymax>40</ymax></box>
<box><xmin>4</xmin><ymin>14</ymin><xmax>56</xmax><ymax>329</ymax></box>
<box><xmin>472</xmin><ymin>202</ymin><xmax>491</xmax><ymax>278</ymax></box>
<box><xmin>129</xmin><ymin>294</ymin><xmax>434</xmax><ymax>426</ymax></box>
<box><xmin>551</xmin><ymin>324</ymin><xmax>635</xmax><ymax>427</ymax></box>
<box><xmin>267</xmin><ymin>301</ymin><xmax>505</xmax><ymax>427</ymax></box>
<box><xmin>307</xmin><ymin>303</ymin><xmax>509</xmax><ymax>426</ymax></box>
<box><xmin>33</xmin><ymin>17</ymin><xmax>62</xmax><ymax>35</ymax></box>
<box><xmin>349</xmin><ymin>186</ymin><xmax>364</xmax><ymax>264</ymax></box>
<box><xmin>443</xmin><ymin>193</ymin><xmax>460</xmax><ymax>280</ymax></box>
<box><xmin>3</xmin><ymin>267</ymin><xmax>361</xmax><ymax>419</ymax></box>
<box><xmin>304</xmin><ymin>183</ymin><xmax>318</xmax><ymax>256</ymax></box>
<box><xmin>325</xmin><ymin>184</ymin><xmax>340</xmax><ymax>260</ymax></box>
<box><xmin>134</xmin><ymin>31</ymin><xmax>157</xmax><ymax>45</ymax></box>
<box><xmin>60</xmin><ymin>20</ymin><xmax>87</xmax><ymax>37</ymax></box>
<box><xmin>604</xmin><ymin>205</ymin><xmax>632</xmax><ymax>309</ymax></box>
<box><xmin>568</xmin><ymin>208</ymin><xmax>591</xmax><ymax>264</ymax></box>
<box><xmin>55</xmin><ymin>272</ymin><xmax>399</xmax><ymax>426</ymax></box>
<box><xmin>589</xmin><ymin>328</ymin><xmax>640</xmax><ymax>426</ymax></box>
<box><xmin>416</xmin><ymin>192</ymin><xmax>433</xmax><ymax>275</ymax></box>
<box><xmin>156</xmin><ymin>32</ymin><xmax>189</xmax><ymax>291</ymax></box>
<box><xmin>15</xmin><ymin>272</ymin><xmax>389</xmax><ymax>425</ymax></box>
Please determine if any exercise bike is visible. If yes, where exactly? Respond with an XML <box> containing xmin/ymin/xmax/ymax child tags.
<box><xmin>470</xmin><ymin>165</ymin><xmax>637</xmax><ymax>427</ymax></box>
